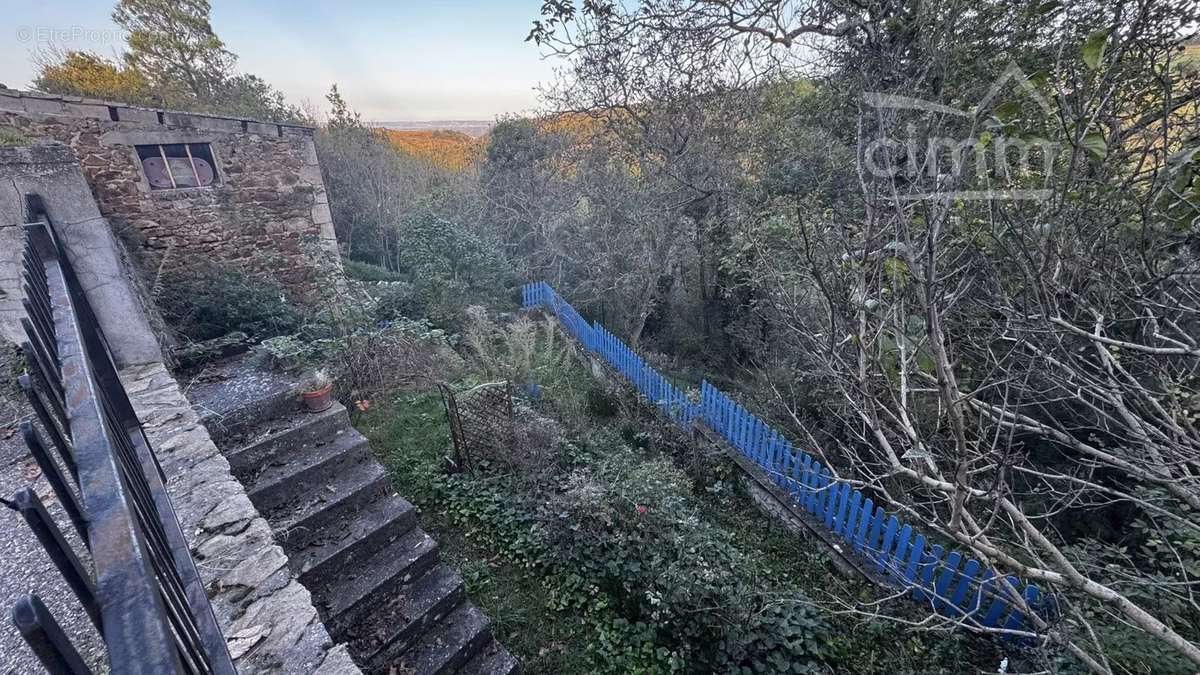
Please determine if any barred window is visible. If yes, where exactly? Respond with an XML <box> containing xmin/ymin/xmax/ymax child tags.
<box><xmin>136</xmin><ymin>143</ymin><xmax>219</xmax><ymax>190</ymax></box>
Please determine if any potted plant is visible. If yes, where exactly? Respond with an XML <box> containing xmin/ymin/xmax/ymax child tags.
<box><xmin>302</xmin><ymin>369</ymin><xmax>334</xmax><ymax>412</ymax></box>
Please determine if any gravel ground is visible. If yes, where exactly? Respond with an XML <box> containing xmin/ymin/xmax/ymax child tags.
<box><xmin>0</xmin><ymin>399</ymin><xmax>105</xmax><ymax>674</ymax></box>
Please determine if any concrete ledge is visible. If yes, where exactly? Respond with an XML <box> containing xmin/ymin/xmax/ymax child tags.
<box><xmin>163</xmin><ymin>112</ymin><xmax>246</xmax><ymax>134</ymax></box>
<box><xmin>281</xmin><ymin>125</ymin><xmax>315</xmax><ymax>138</ymax></box>
<box><xmin>121</xmin><ymin>363</ymin><xmax>360</xmax><ymax>675</ymax></box>
<box><xmin>0</xmin><ymin>143</ymin><xmax>77</xmax><ymax>167</ymax></box>
<box><xmin>244</xmin><ymin>121</ymin><xmax>276</xmax><ymax>137</ymax></box>
<box><xmin>113</xmin><ymin>106</ymin><xmax>160</xmax><ymax>125</ymax></box>
<box><xmin>0</xmin><ymin>88</ymin><xmax>314</xmax><ymax>131</ymax></box>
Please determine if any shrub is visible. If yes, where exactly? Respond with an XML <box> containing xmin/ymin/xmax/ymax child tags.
<box><xmin>537</xmin><ymin>437</ymin><xmax>830</xmax><ymax>672</ymax></box>
<box><xmin>718</xmin><ymin>601</ymin><xmax>827</xmax><ymax>675</ymax></box>
<box><xmin>393</xmin><ymin>211</ymin><xmax>517</xmax><ymax>328</ymax></box>
<box><xmin>156</xmin><ymin>263</ymin><xmax>301</xmax><ymax>342</ymax></box>
<box><xmin>343</xmin><ymin>258</ymin><xmax>403</xmax><ymax>282</ymax></box>
<box><xmin>371</xmin><ymin>281</ymin><xmax>427</xmax><ymax>321</ymax></box>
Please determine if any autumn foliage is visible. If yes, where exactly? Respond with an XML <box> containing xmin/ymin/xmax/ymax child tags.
<box><xmin>381</xmin><ymin>129</ymin><xmax>484</xmax><ymax>172</ymax></box>
<box><xmin>34</xmin><ymin>51</ymin><xmax>151</xmax><ymax>103</ymax></box>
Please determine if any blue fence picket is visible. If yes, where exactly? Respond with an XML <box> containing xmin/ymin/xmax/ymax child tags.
<box><xmin>798</xmin><ymin>456</ymin><xmax>813</xmax><ymax>509</ymax></box>
<box><xmin>814</xmin><ymin>467</ymin><xmax>829</xmax><ymax>520</ymax></box>
<box><xmin>737</xmin><ymin>408</ymin><xmax>747</xmax><ymax>453</ymax></box>
<box><xmin>811</xmin><ymin>464</ymin><xmax>827</xmax><ymax>515</ymax></box>
<box><xmin>835</xmin><ymin>484</ymin><xmax>852</xmax><ymax>538</ymax></box>
<box><xmin>864</xmin><ymin>506</ymin><xmax>885</xmax><ymax>564</ymax></box>
<box><xmin>824</xmin><ymin>481</ymin><xmax>838</xmax><ymax>528</ymax></box>
<box><xmin>903</xmin><ymin>534</ymin><xmax>926</xmax><ymax>587</ymax></box>
<box><xmin>950</xmin><ymin>558</ymin><xmax>982</xmax><ymax>613</ymax></box>
<box><xmin>916</xmin><ymin>545</ymin><xmax>945</xmax><ymax>603</ymax></box>
<box><xmin>522</xmin><ymin>281</ymin><xmax>1043</xmax><ymax>635</ymax></box>
<box><xmin>763</xmin><ymin>423</ymin><xmax>772</xmax><ymax>466</ymax></box>
<box><xmin>853</xmin><ymin>498</ymin><xmax>872</xmax><ymax>552</ymax></box>
<box><xmin>790</xmin><ymin>452</ymin><xmax>804</xmax><ymax>497</ymax></box>
<box><xmin>981</xmin><ymin>576</ymin><xmax>1019</xmax><ymax>627</ymax></box>
<box><xmin>933</xmin><ymin>551</ymin><xmax>963</xmax><ymax>614</ymax></box>
<box><xmin>967</xmin><ymin>569</ymin><xmax>994</xmax><ymax>618</ymax></box>
<box><xmin>890</xmin><ymin>524</ymin><xmax>913</xmax><ymax>580</ymax></box>
<box><xmin>778</xmin><ymin>440</ymin><xmax>792</xmax><ymax>488</ymax></box>
<box><xmin>877</xmin><ymin>517</ymin><xmax>899</xmax><ymax>574</ymax></box>
<box><xmin>1002</xmin><ymin>584</ymin><xmax>1040</xmax><ymax>635</ymax></box>
<box><xmin>776</xmin><ymin>437</ymin><xmax>787</xmax><ymax>479</ymax></box>
<box><xmin>752</xmin><ymin>419</ymin><xmax>763</xmax><ymax>464</ymax></box>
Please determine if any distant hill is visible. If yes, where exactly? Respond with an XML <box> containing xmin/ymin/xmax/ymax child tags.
<box><xmin>372</xmin><ymin>120</ymin><xmax>494</xmax><ymax>138</ymax></box>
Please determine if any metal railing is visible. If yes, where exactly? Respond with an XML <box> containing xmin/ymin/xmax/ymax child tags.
<box><xmin>6</xmin><ymin>193</ymin><xmax>235</xmax><ymax>674</ymax></box>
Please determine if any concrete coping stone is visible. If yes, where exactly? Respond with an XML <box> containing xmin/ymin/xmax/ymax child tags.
<box><xmin>0</xmin><ymin>88</ymin><xmax>315</xmax><ymax>134</ymax></box>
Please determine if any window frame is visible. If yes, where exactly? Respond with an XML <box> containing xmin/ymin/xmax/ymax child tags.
<box><xmin>135</xmin><ymin>142</ymin><xmax>221</xmax><ymax>191</ymax></box>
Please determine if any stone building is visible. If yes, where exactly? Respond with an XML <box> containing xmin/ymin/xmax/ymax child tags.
<box><xmin>0</xmin><ymin>90</ymin><xmax>517</xmax><ymax>674</ymax></box>
<box><xmin>0</xmin><ymin>87</ymin><xmax>341</xmax><ymax>299</ymax></box>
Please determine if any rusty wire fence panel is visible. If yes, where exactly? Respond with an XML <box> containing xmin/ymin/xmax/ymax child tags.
<box><xmin>438</xmin><ymin>381</ymin><xmax>514</xmax><ymax>472</ymax></box>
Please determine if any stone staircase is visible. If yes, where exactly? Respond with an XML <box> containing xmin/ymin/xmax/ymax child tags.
<box><xmin>189</xmin><ymin>362</ymin><xmax>518</xmax><ymax>675</ymax></box>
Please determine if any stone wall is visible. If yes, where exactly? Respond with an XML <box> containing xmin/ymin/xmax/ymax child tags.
<box><xmin>0</xmin><ymin>89</ymin><xmax>340</xmax><ymax>300</ymax></box>
<box><xmin>0</xmin><ymin>143</ymin><xmax>165</xmax><ymax>366</ymax></box>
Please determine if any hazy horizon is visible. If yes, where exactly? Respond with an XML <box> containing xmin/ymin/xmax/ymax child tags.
<box><xmin>0</xmin><ymin>1</ymin><xmax>556</xmax><ymax>121</ymax></box>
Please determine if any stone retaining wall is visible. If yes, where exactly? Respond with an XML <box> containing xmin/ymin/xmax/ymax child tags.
<box><xmin>121</xmin><ymin>362</ymin><xmax>360</xmax><ymax>674</ymax></box>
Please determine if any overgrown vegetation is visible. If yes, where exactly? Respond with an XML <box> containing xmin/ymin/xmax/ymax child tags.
<box><xmin>28</xmin><ymin>0</ymin><xmax>1200</xmax><ymax>669</ymax></box>
<box><xmin>155</xmin><ymin>262</ymin><xmax>301</xmax><ymax>343</ymax></box>
<box><xmin>356</xmin><ymin>315</ymin><xmax>1000</xmax><ymax>675</ymax></box>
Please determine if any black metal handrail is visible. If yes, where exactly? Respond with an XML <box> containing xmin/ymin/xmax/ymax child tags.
<box><xmin>8</xmin><ymin>193</ymin><xmax>235</xmax><ymax>674</ymax></box>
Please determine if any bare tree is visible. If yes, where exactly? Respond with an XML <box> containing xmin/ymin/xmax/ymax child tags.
<box><xmin>532</xmin><ymin>0</ymin><xmax>1200</xmax><ymax>672</ymax></box>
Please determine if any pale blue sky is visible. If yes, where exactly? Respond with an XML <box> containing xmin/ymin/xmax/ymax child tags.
<box><xmin>0</xmin><ymin>1</ymin><xmax>557</xmax><ymax>120</ymax></box>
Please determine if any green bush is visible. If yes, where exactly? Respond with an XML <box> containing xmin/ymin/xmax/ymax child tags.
<box><xmin>394</xmin><ymin>212</ymin><xmax>517</xmax><ymax>329</ymax></box>
<box><xmin>371</xmin><ymin>281</ymin><xmax>427</xmax><ymax>321</ymax></box>
<box><xmin>718</xmin><ymin>602</ymin><xmax>826</xmax><ymax>674</ymax></box>
<box><xmin>156</xmin><ymin>263</ymin><xmax>302</xmax><ymax>342</ymax></box>
<box><xmin>343</xmin><ymin>258</ymin><xmax>404</xmax><ymax>282</ymax></box>
<box><xmin>537</xmin><ymin>437</ymin><xmax>830</xmax><ymax>673</ymax></box>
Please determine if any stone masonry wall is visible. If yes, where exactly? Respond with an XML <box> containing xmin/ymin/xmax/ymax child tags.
<box><xmin>122</xmin><ymin>363</ymin><xmax>360</xmax><ymax>674</ymax></box>
<box><xmin>0</xmin><ymin>89</ymin><xmax>340</xmax><ymax>300</ymax></box>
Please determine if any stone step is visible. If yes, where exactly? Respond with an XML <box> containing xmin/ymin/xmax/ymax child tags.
<box><xmin>246</xmin><ymin>430</ymin><xmax>372</xmax><ymax>516</ymax></box>
<box><xmin>193</xmin><ymin>364</ymin><xmax>307</xmax><ymax>442</ymax></box>
<box><xmin>321</xmin><ymin>528</ymin><xmax>441</xmax><ymax>636</ymax></box>
<box><xmin>274</xmin><ymin>460</ymin><xmax>392</xmax><ymax>553</ymax></box>
<box><xmin>458</xmin><ymin>640</ymin><xmax>521</xmax><ymax>675</ymax></box>
<box><xmin>295</xmin><ymin>494</ymin><xmax>418</xmax><ymax>587</ymax></box>
<box><xmin>389</xmin><ymin>604</ymin><xmax>493</xmax><ymax>675</ymax></box>
<box><xmin>357</xmin><ymin>565</ymin><xmax>466</xmax><ymax>667</ymax></box>
<box><xmin>224</xmin><ymin>403</ymin><xmax>351</xmax><ymax>477</ymax></box>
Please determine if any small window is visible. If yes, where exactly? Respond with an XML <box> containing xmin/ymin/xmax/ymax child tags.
<box><xmin>136</xmin><ymin>143</ymin><xmax>219</xmax><ymax>190</ymax></box>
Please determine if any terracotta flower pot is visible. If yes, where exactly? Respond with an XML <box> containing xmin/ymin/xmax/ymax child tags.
<box><xmin>302</xmin><ymin>382</ymin><xmax>333</xmax><ymax>413</ymax></box>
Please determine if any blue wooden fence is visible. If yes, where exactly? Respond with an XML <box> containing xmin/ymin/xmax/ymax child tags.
<box><xmin>523</xmin><ymin>280</ymin><xmax>1046</xmax><ymax>636</ymax></box>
